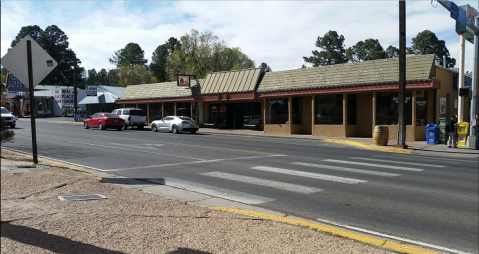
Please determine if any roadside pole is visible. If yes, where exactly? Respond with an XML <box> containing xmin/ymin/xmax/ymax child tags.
<box><xmin>73</xmin><ymin>54</ymin><xmax>77</xmax><ymax>122</ymax></box>
<box><xmin>469</xmin><ymin>16</ymin><xmax>479</xmax><ymax>147</ymax></box>
<box><xmin>395</xmin><ymin>1</ymin><xmax>408</xmax><ymax>149</ymax></box>
<box><xmin>26</xmin><ymin>40</ymin><xmax>38</xmax><ymax>164</ymax></box>
<box><xmin>458</xmin><ymin>32</ymin><xmax>466</xmax><ymax>122</ymax></box>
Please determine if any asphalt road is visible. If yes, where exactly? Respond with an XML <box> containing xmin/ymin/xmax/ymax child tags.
<box><xmin>4</xmin><ymin>120</ymin><xmax>479</xmax><ymax>254</ymax></box>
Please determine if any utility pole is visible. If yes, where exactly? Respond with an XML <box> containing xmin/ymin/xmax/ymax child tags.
<box><xmin>73</xmin><ymin>54</ymin><xmax>77</xmax><ymax>122</ymax></box>
<box><xmin>395</xmin><ymin>0</ymin><xmax>408</xmax><ymax>149</ymax></box>
<box><xmin>458</xmin><ymin>32</ymin><xmax>466</xmax><ymax>122</ymax></box>
<box><xmin>469</xmin><ymin>15</ymin><xmax>479</xmax><ymax>147</ymax></box>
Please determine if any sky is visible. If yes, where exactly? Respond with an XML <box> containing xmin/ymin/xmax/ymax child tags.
<box><xmin>1</xmin><ymin>1</ymin><xmax>478</xmax><ymax>77</ymax></box>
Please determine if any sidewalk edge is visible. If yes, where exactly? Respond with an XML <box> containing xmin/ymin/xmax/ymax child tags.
<box><xmin>1</xmin><ymin>149</ymin><xmax>111</xmax><ymax>182</ymax></box>
<box><xmin>323</xmin><ymin>139</ymin><xmax>413</xmax><ymax>154</ymax></box>
<box><xmin>209</xmin><ymin>207</ymin><xmax>438</xmax><ymax>254</ymax></box>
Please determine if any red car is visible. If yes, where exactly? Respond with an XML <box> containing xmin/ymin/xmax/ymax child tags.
<box><xmin>83</xmin><ymin>112</ymin><xmax>124</xmax><ymax>131</ymax></box>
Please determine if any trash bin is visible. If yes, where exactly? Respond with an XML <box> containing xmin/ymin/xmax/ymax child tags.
<box><xmin>457</xmin><ymin>121</ymin><xmax>469</xmax><ymax>147</ymax></box>
<box><xmin>426</xmin><ymin>123</ymin><xmax>437</xmax><ymax>145</ymax></box>
<box><xmin>373</xmin><ymin>126</ymin><xmax>389</xmax><ymax>146</ymax></box>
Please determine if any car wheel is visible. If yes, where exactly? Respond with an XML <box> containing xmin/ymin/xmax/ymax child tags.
<box><xmin>99</xmin><ymin>122</ymin><xmax>105</xmax><ymax>130</ymax></box>
<box><xmin>84</xmin><ymin>122</ymin><xmax>89</xmax><ymax>129</ymax></box>
<box><xmin>172</xmin><ymin>125</ymin><xmax>179</xmax><ymax>134</ymax></box>
<box><xmin>62</xmin><ymin>113</ymin><xmax>66</xmax><ymax>117</ymax></box>
<box><xmin>151</xmin><ymin>124</ymin><xmax>158</xmax><ymax>132</ymax></box>
<box><xmin>138</xmin><ymin>125</ymin><xmax>144</xmax><ymax>130</ymax></box>
<box><xmin>10</xmin><ymin>124</ymin><xmax>15</xmax><ymax>129</ymax></box>
<box><xmin>190</xmin><ymin>130</ymin><xmax>197</xmax><ymax>134</ymax></box>
<box><xmin>123</xmin><ymin>123</ymin><xmax>128</xmax><ymax>130</ymax></box>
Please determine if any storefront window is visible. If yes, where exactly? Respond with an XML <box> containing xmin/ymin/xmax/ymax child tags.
<box><xmin>376</xmin><ymin>92</ymin><xmax>412</xmax><ymax>125</ymax></box>
<box><xmin>176</xmin><ymin>102</ymin><xmax>191</xmax><ymax>118</ymax></box>
<box><xmin>416</xmin><ymin>91</ymin><xmax>428</xmax><ymax>126</ymax></box>
<box><xmin>149</xmin><ymin>103</ymin><xmax>162</xmax><ymax>121</ymax></box>
<box><xmin>210</xmin><ymin>104</ymin><xmax>219</xmax><ymax>124</ymax></box>
<box><xmin>164</xmin><ymin>103</ymin><xmax>174</xmax><ymax>116</ymax></box>
<box><xmin>315</xmin><ymin>94</ymin><xmax>343</xmax><ymax>125</ymax></box>
<box><xmin>266</xmin><ymin>98</ymin><xmax>289</xmax><ymax>124</ymax></box>
<box><xmin>292</xmin><ymin>97</ymin><xmax>302</xmax><ymax>124</ymax></box>
<box><xmin>347</xmin><ymin>94</ymin><xmax>357</xmax><ymax>125</ymax></box>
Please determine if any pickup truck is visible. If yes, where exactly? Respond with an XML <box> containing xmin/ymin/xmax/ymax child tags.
<box><xmin>112</xmin><ymin>108</ymin><xmax>147</xmax><ymax>130</ymax></box>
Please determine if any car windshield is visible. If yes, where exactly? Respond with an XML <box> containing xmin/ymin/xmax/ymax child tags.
<box><xmin>130</xmin><ymin>110</ymin><xmax>146</xmax><ymax>116</ymax></box>
<box><xmin>1</xmin><ymin>108</ymin><xmax>9</xmax><ymax>114</ymax></box>
<box><xmin>104</xmin><ymin>114</ymin><xmax>120</xmax><ymax>118</ymax></box>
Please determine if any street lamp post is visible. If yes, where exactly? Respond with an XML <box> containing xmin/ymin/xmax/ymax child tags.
<box><xmin>73</xmin><ymin>54</ymin><xmax>78</xmax><ymax>122</ymax></box>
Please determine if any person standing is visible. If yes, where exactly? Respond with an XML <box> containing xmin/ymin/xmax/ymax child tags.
<box><xmin>473</xmin><ymin>114</ymin><xmax>479</xmax><ymax>150</ymax></box>
<box><xmin>446</xmin><ymin>115</ymin><xmax>457</xmax><ymax>148</ymax></box>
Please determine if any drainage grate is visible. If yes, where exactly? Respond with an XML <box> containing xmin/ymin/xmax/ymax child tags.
<box><xmin>58</xmin><ymin>194</ymin><xmax>106</xmax><ymax>201</ymax></box>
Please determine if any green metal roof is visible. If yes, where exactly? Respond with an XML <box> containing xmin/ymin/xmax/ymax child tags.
<box><xmin>119</xmin><ymin>80</ymin><xmax>204</xmax><ymax>101</ymax></box>
<box><xmin>257</xmin><ymin>54</ymin><xmax>435</xmax><ymax>92</ymax></box>
<box><xmin>201</xmin><ymin>68</ymin><xmax>262</xmax><ymax>94</ymax></box>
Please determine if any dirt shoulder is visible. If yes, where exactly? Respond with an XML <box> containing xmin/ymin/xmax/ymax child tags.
<box><xmin>1</xmin><ymin>150</ymin><xmax>399</xmax><ymax>254</ymax></box>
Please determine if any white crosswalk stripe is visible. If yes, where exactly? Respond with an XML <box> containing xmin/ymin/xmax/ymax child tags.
<box><xmin>349</xmin><ymin>157</ymin><xmax>445</xmax><ymax>168</ymax></box>
<box><xmin>251</xmin><ymin>166</ymin><xmax>367</xmax><ymax>184</ymax></box>
<box><xmin>290</xmin><ymin>162</ymin><xmax>401</xmax><ymax>177</ymax></box>
<box><xmin>201</xmin><ymin>171</ymin><xmax>322</xmax><ymax>194</ymax></box>
<box><xmin>322</xmin><ymin>159</ymin><xmax>424</xmax><ymax>172</ymax></box>
<box><xmin>147</xmin><ymin>177</ymin><xmax>275</xmax><ymax>204</ymax></box>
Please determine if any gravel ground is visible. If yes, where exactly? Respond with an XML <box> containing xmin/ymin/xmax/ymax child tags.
<box><xmin>1</xmin><ymin>150</ymin><xmax>397</xmax><ymax>254</ymax></box>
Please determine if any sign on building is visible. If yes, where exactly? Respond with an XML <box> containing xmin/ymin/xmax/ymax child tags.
<box><xmin>5</xmin><ymin>73</ymin><xmax>29</xmax><ymax>96</ymax></box>
<box><xmin>54</xmin><ymin>89</ymin><xmax>74</xmax><ymax>104</ymax></box>
<box><xmin>86</xmin><ymin>86</ymin><xmax>97</xmax><ymax>96</ymax></box>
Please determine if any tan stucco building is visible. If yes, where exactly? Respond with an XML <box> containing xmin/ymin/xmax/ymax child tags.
<box><xmin>117</xmin><ymin>54</ymin><xmax>475</xmax><ymax>141</ymax></box>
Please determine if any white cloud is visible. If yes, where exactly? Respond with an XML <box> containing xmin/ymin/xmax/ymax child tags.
<box><xmin>1</xmin><ymin>1</ymin><xmax>477</xmax><ymax>75</ymax></box>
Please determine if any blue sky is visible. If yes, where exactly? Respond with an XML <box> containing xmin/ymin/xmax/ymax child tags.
<box><xmin>1</xmin><ymin>1</ymin><xmax>478</xmax><ymax>76</ymax></box>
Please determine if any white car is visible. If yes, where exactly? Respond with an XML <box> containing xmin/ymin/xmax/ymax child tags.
<box><xmin>151</xmin><ymin>116</ymin><xmax>199</xmax><ymax>134</ymax></box>
<box><xmin>1</xmin><ymin>107</ymin><xmax>16</xmax><ymax>128</ymax></box>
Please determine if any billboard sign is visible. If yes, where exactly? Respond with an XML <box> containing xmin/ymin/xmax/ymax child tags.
<box><xmin>5</xmin><ymin>73</ymin><xmax>29</xmax><ymax>96</ymax></box>
<box><xmin>86</xmin><ymin>86</ymin><xmax>97</xmax><ymax>96</ymax></box>
<box><xmin>177</xmin><ymin>75</ymin><xmax>190</xmax><ymax>87</ymax></box>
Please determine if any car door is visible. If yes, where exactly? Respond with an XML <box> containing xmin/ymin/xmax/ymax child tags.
<box><xmin>91</xmin><ymin>114</ymin><xmax>100</xmax><ymax>127</ymax></box>
<box><xmin>158</xmin><ymin>117</ymin><xmax>172</xmax><ymax>131</ymax></box>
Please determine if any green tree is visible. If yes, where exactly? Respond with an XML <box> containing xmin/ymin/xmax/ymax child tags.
<box><xmin>303</xmin><ymin>30</ymin><xmax>347</xmax><ymax>66</ymax></box>
<box><xmin>117</xmin><ymin>65</ymin><xmax>151</xmax><ymax>87</ymax></box>
<box><xmin>259</xmin><ymin>62</ymin><xmax>272</xmax><ymax>72</ymax></box>
<box><xmin>96</xmin><ymin>69</ymin><xmax>108</xmax><ymax>86</ymax></box>
<box><xmin>385</xmin><ymin>45</ymin><xmax>399</xmax><ymax>58</ymax></box>
<box><xmin>109</xmin><ymin>43</ymin><xmax>148</xmax><ymax>68</ymax></box>
<box><xmin>346</xmin><ymin>39</ymin><xmax>386</xmax><ymax>62</ymax></box>
<box><xmin>86</xmin><ymin>69</ymin><xmax>97</xmax><ymax>86</ymax></box>
<box><xmin>150</xmin><ymin>44</ymin><xmax>169</xmax><ymax>82</ymax></box>
<box><xmin>407</xmin><ymin>30</ymin><xmax>456</xmax><ymax>68</ymax></box>
<box><xmin>10</xmin><ymin>25</ymin><xmax>44</xmax><ymax>48</ymax></box>
<box><xmin>166</xmin><ymin>29</ymin><xmax>255</xmax><ymax>80</ymax></box>
<box><xmin>108</xmin><ymin>69</ymin><xmax>120</xmax><ymax>86</ymax></box>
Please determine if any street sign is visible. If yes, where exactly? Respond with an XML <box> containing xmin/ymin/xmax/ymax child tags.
<box><xmin>450</xmin><ymin>2</ymin><xmax>459</xmax><ymax>20</ymax></box>
<box><xmin>0</xmin><ymin>35</ymin><xmax>57</xmax><ymax>88</ymax></box>
<box><xmin>458</xmin><ymin>6</ymin><xmax>467</xmax><ymax>25</ymax></box>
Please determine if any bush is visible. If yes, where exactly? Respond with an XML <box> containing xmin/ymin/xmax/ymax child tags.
<box><xmin>0</xmin><ymin>118</ymin><xmax>15</xmax><ymax>144</ymax></box>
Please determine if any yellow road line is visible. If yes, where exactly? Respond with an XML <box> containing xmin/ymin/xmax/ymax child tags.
<box><xmin>209</xmin><ymin>207</ymin><xmax>439</xmax><ymax>254</ymax></box>
<box><xmin>323</xmin><ymin>139</ymin><xmax>413</xmax><ymax>154</ymax></box>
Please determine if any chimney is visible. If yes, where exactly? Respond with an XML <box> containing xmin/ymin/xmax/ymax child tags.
<box><xmin>443</xmin><ymin>55</ymin><xmax>446</xmax><ymax>68</ymax></box>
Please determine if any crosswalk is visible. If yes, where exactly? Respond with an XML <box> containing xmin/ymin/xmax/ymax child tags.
<box><xmin>147</xmin><ymin>157</ymin><xmax>445</xmax><ymax>205</ymax></box>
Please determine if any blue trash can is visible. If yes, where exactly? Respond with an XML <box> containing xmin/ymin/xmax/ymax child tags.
<box><xmin>426</xmin><ymin>123</ymin><xmax>437</xmax><ymax>145</ymax></box>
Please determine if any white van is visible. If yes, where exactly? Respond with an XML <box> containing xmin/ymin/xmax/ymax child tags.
<box><xmin>112</xmin><ymin>108</ymin><xmax>147</xmax><ymax>130</ymax></box>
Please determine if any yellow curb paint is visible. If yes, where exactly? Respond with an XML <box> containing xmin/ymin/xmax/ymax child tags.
<box><xmin>209</xmin><ymin>207</ymin><xmax>439</xmax><ymax>254</ymax></box>
<box><xmin>323</xmin><ymin>139</ymin><xmax>413</xmax><ymax>154</ymax></box>
<box><xmin>1</xmin><ymin>149</ymin><xmax>111</xmax><ymax>182</ymax></box>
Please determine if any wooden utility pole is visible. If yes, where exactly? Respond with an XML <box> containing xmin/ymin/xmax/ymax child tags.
<box><xmin>396</xmin><ymin>0</ymin><xmax>408</xmax><ymax>149</ymax></box>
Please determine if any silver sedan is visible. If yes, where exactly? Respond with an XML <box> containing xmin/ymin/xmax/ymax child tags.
<box><xmin>151</xmin><ymin>116</ymin><xmax>199</xmax><ymax>134</ymax></box>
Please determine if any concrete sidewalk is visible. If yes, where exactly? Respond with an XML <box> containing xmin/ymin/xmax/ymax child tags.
<box><xmin>23</xmin><ymin>117</ymin><xmax>478</xmax><ymax>158</ymax></box>
<box><xmin>1</xmin><ymin>149</ymin><xmax>442</xmax><ymax>254</ymax></box>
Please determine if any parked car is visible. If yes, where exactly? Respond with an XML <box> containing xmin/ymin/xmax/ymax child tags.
<box><xmin>61</xmin><ymin>105</ymin><xmax>84</xmax><ymax>117</ymax></box>
<box><xmin>151</xmin><ymin>116</ymin><xmax>199</xmax><ymax>134</ymax></box>
<box><xmin>112</xmin><ymin>108</ymin><xmax>147</xmax><ymax>130</ymax></box>
<box><xmin>1</xmin><ymin>106</ymin><xmax>16</xmax><ymax>128</ymax></box>
<box><xmin>83</xmin><ymin>112</ymin><xmax>124</xmax><ymax>131</ymax></box>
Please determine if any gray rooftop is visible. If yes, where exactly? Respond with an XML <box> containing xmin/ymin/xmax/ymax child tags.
<box><xmin>119</xmin><ymin>80</ymin><xmax>204</xmax><ymax>101</ymax></box>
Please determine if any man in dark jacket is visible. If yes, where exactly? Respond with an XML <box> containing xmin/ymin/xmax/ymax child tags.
<box><xmin>473</xmin><ymin>114</ymin><xmax>479</xmax><ymax>150</ymax></box>
<box><xmin>446</xmin><ymin>115</ymin><xmax>457</xmax><ymax>148</ymax></box>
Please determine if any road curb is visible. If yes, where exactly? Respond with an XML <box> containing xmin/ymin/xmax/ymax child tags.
<box><xmin>1</xmin><ymin>149</ymin><xmax>111</xmax><ymax>182</ymax></box>
<box><xmin>322</xmin><ymin>139</ymin><xmax>413</xmax><ymax>154</ymax></box>
<box><xmin>209</xmin><ymin>207</ymin><xmax>439</xmax><ymax>254</ymax></box>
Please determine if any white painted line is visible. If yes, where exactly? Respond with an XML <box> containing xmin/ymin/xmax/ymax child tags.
<box><xmin>323</xmin><ymin>159</ymin><xmax>423</xmax><ymax>172</ymax></box>
<box><xmin>251</xmin><ymin>166</ymin><xmax>367</xmax><ymax>184</ymax></box>
<box><xmin>290</xmin><ymin>162</ymin><xmax>400</xmax><ymax>177</ymax></box>
<box><xmin>315</xmin><ymin>218</ymin><xmax>473</xmax><ymax>254</ymax></box>
<box><xmin>349</xmin><ymin>157</ymin><xmax>445</xmax><ymax>168</ymax></box>
<box><xmin>103</xmin><ymin>154</ymin><xmax>286</xmax><ymax>172</ymax></box>
<box><xmin>374</xmin><ymin>154</ymin><xmax>477</xmax><ymax>163</ymax></box>
<box><xmin>201</xmin><ymin>171</ymin><xmax>322</xmax><ymax>194</ymax></box>
<box><xmin>147</xmin><ymin>177</ymin><xmax>275</xmax><ymax>205</ymax></box>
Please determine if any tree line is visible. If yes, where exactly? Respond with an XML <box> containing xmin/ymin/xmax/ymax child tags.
<box><xmin>2</xmin><ymin>25</ymin><xmax>455</xmax><ymax>89</ymax></box>
<box><xmin>303</xmin><ymin>30</ymin><xmax>456</xmax><ymax>68</ymax></box>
